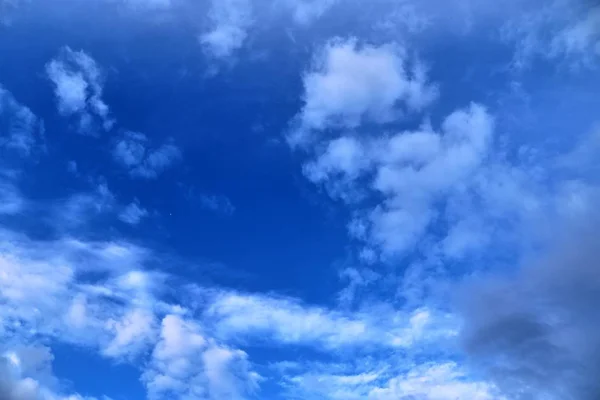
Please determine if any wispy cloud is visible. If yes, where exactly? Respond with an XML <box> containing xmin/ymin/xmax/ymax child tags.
<box><xmin>119</xmin><ymin>200</ymin><xmax>149</xmax><ymax>225</ymax></box>
<box><xmin>0</xmin><ymin>85</ymin><xmax>44</xmax><ymax>157</ymax></box>
<box><xmin>46</xmin><ymin>47</ymin><xmax>114</xmax><ymax>134</ymax></box>
<box><xmin>502</xmin><ymin>0</ymin><xmax>600</xmax><ymax>68</ymax></box>
<box><xmin>113</xmin><ymin>131</ymin><xmax>181</xmax><ymax>179</ymax></box>
<box><xmin>198</xmin><ymin>194</ymin><xmax>235</xmax><ymax>216</ymax></box>
<box><xmin>142</xmin><ymin>314</ymin><xmax>260</xmax><ymax>400</ymax></box>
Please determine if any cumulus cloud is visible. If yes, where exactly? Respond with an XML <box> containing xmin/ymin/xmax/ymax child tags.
<box><xmin>458</xmin><ymin>190</ymin><xmax>600</xmax><ymax>400</ymax></box>
<box><xmin>303</xmin><ymin>103</ymin><xmax>499</xmax><ymax>259</ymax></box>
<box><xmin>200</xmin><ymin>0</ymin><xmax>252</xmax><ymax>60</ymax></box>
<box><xmin>142</xmin><ymin>314</ymin><xmax>259</xmax><ymax>400</ymax></box>
<box><xmin>289</xmin><ymin>38</ymin><xmax>437</xmax><ymax>146</ymax></box>
<box><xmin>113</xmin><ymin>131</ymin><xmax>181</xmax><ymax>179</ymax></box>
<box><xmin>46</xmin><ymin>47</ymin><xmax>113</xmax><ymax>134</ymax></box>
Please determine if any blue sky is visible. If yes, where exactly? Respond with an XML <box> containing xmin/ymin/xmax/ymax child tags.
<box><xmin>1</xmin><ymin>0</ymin><xmax>600</xmax><ymax>399</ymax></box>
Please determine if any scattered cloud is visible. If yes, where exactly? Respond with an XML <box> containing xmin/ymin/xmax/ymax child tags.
<box><xmin>119</xmin><ymin>200</ymin><xmax>149</xmax><ymax>225</ymax></box>
<box><xmin>113</xmin><ymin>131</ymin><xmax>181</xmax><ymax>179</ymax></box>
<box><xmin>204</xmin><ymin>291</ymin><xmax>454</xmax><ymax>351</ymax></box>
<box><xmin>282</xmin><ymin>0</ymin><xmax>339</xmax><ymax>25</ymax></box>
<box><xmin>289</xmin><ymin>38</ymin><xmax>437</xmax><ymax>146</ymax></box>
<box><xmin>303</xmin><ymin>103</ymin><xmax>502</xmax><ymax>259</ymax></box>
<box><xmin>200</xmin><ymin>0</ymin><xmax>252</xmax><ymax>60</ymax></box>
<box><xmin>46</xmin><ymin>47</ymin><xmax>113</xmax><ymax>134</ymax></box>
<box><xmin>57</xmin><ymin>182</ymin><xmax>116</xmax><ymax>228</ymax></box>
<box><xmin>123</xmin><ymin>0</ymin><xmax>172</xmax><ymax>10</ymax></box>
<box><xmin>142</xmin><ymin>314</ymin><xmax>260</xmax><ymax>400</ymax></box>
<box><xmin>0</xmin><ymin>85</ymin><xmax>44</xmax><ymax>157</ymax></box>
<box><xmin>198</xmin><ymin>194</ymin><xmax>235</xmax><ymax>216</ymax></box>
<box><xmin>503</xmin><ymin>0</ymin><xmax>600</xmax><ymax>68</ymax></box>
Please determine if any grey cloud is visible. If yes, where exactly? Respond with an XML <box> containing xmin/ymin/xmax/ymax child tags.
<box><xmin>0</xmin><ymin>346</ymin><xmax>52</xmax><ymax>400</ymax></box>
<box><xmin>458</xmin><ymin>202</ymin><xmax>600</xmax><ymax>400</ymax></box>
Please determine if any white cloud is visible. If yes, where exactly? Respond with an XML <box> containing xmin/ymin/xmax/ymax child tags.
<box><xmin>0</xmin><ymin>85</ymin><xmax>44</xmax><ymax>157</ymax></box>
<box><xmin>46</xmin><ymin>47</ymin><xmax>113</xmax><ymax>133</ymax></box>
<box><xmin>290</xmin><ymin>38</ymin><xmax>437</xmax><ymax>146</ymax></box>
<box><xmin>143</xmin><ymin>314</ymin><xmax>259</xmax><ymax>400</ymax></box>
<box><xmin>103</xmin><ymin>308</ymin><xmax>157</xmax><ymax>358</ymax></box>
<box><xmin>119</xmin><ymin>200</ymin><xmax>149</xmax><ymax>225</ymax></box>
<box><xmin>200</xmin><ymin>0</ymin><xmax>252</xmax><ymax>59</ymax></box>
<box><xmin>204</xmin><ymin>291</ymin><xmax>453</xmax><ymax>351</ymax></box>
<box><xmin>113</xmin><ymin>131</ymin><xmax>181</xmax><ymax>179</ymax></box>
<box><xmin>0</xmin><ymin>346</ymin><xmax>109</xmax><ymax>400</ymax></box>
<box><xmin>503</xmin><ymin>1</ymin><xmax>600</xmax><ymax>68</ymax></box>
<box><xmin>282</xmin><ymin>0</ymin><xmax>339</xmax><ymax>25</ymax></box>
<box><xmin>367</xmin><ymin>362</ymin><xmax>500</xmax><ymax>400</ymax></box>
<box><xmin>303</xmin><ymin>103</ymin><xmax>495</xmax><ymax>258</ymax></box>
<box><xmin>56</xmin><ymin>182</ymin><xmax>116</xmax><ymax>228</ymax></box>
<box><xmin>206</xmin><ymin>292</ymin><xmax>372</xmax><ymax>348</ymax></box>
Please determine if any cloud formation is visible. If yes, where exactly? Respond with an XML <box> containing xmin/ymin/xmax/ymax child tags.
<box><xmin>289</xmin><ymin>39</ymin><xmax>437</xmax><ymax>146</ymax></box>
<box><xmin>113</xmin><ymin>131</ymin><xmax>181</xmax><ymax>179</ymax></box>
<box><xmin>0</xmin><ymin>85</ymin><xmax>44</xmax><ymax>157</ymax></box>
<box><xmin>46</xmin><ymin>47</ymin><xmax>113</xmax><ymax>134</ymax></box>
<box><xmin>200</xmin><ymin>0</ymin><xmax>252</xmax><ymax>59</ymax></box>
<box><xmin>459</xmin><ymin>188</ymin><xmax>600</xmax><ymax>400</ymax></box>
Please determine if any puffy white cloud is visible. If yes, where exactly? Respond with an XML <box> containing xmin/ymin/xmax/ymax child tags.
<box><xmin>290</xmin><ymin>38</ymin><xmax>437</xmax><ymax>146</ymax></box>
<box><xmin>46</xmin><ymin>47</ymin><xmax>113</xmax><ymax>134</ymax></box>
<box><xmin>103</xmin><ymin>308</ymin><xmax>157</xmax><ymax>358</ymax></box>
<box><xmin>277</xmin><ymin>358</ymin><xmax>498</xmax><ymax>400</ymax></box>
<box><xmin>303</xmin><ymin>103</ymin><xmax>496</xmax><ymax>258</ymax></box>
<box><xmin>142</xmin><ymin>314</ymin><xmax>259</xmax><ymax>400</ymax></box>
<box><xmin>113</xmin><ymin>131</ymin><xmax>181</xmax><ymax>179</ymax></box>
<box><xmin>200</xmin><ymin>0</ymin><xmax>252</xmax><ymax>59</ymax></box>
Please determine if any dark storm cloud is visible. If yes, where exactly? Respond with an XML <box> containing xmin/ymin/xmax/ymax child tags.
<box><xmin>458</xmin><ymin>205</ymin><xmax>600</xmax><ymax>400</ymax></box>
